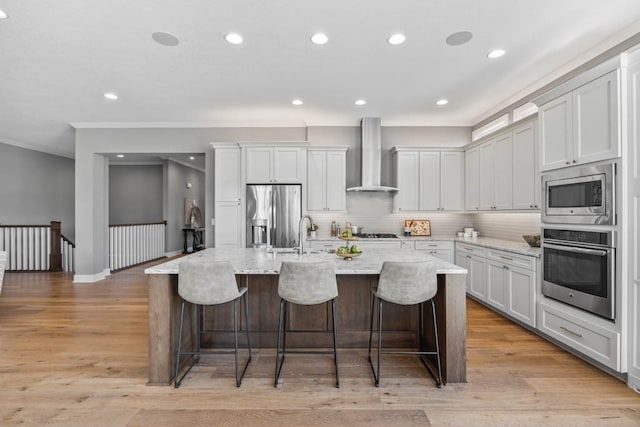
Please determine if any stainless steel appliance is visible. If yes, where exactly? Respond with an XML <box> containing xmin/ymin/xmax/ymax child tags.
<box><xmin>542</xmin><ymin>162</ymin><xmax>616</xmax><ymax>225</ymax></box>
<box><xmin>246</xmin><ymin>184</ymin><xmax>302</xmax><ymax>249</ymax></box>
<box><xmin>542</xmin><ymin>228</ymin><xmax>615</xmax><ymax>320</ymax></box>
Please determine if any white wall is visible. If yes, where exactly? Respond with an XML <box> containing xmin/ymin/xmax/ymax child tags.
<box><xmin>0</xmin><ymin>142</ymin><xmax>75</xmax><ymax>239</ymax></box>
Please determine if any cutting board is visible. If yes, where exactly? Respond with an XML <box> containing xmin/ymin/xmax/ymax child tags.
<box><xmin>404</xmin><ymin>219</ymin><xmax>431</xmax><ymax>236</ymax></box>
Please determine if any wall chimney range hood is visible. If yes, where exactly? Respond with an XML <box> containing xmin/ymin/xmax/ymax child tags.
<box><xmin>347</xmin><ymin>117</ymin><xmax>398</xmax><ymax>192</ymax></box>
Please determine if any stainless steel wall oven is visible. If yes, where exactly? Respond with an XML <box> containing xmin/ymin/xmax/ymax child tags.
<box><xmin>542</xmin><ymin>228</ymin><xmax>615</xmax><ymax>320</ymax></box>
<box><xmin>542</xmin><ymin>163</ymin><xmax>616</xmax><ymax>225</ymax></box>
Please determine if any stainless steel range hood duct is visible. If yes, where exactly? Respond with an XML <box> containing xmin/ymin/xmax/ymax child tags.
<box><xmin>346</xmin><ymin>117</ymin><xmax>398</xmax><ymax>192</ymax></box>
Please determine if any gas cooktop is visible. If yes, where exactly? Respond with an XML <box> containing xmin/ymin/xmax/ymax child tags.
<box><xmin>352</xmin><ymin>233</ymin><xmax>398</xmax><ymax>239</ymax></box>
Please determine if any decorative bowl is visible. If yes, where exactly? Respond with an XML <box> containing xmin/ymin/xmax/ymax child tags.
<box><xmin>522</xmin><ymin>234</ymin><xmax>541</xmax><ymax>247</ymax></box>
<box><xmin>336</xmin><ymin>251</ymin><xmax>362</xmax><ymax>260</ymax></box>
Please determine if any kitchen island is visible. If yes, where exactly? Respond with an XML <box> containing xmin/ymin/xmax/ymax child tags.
<box><xmin>145</xmin><ymin>248</ymin><xmax>467</xmax><ymax>386</ymax></box>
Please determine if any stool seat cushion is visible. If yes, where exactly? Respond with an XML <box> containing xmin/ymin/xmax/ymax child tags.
<box><xmin>278</xmin><ymin>261</ymin><xmax>338</xmax><ymax>305</ymax></box>
<box><xmin>374</xmin><ymin>261</ymin><xmax>437</xmax><ymax>305</ymax></box>
<box><xmin>178</xmin><ymin>260</ymin><xmax>242</xmax><ymax>305</ymax></box>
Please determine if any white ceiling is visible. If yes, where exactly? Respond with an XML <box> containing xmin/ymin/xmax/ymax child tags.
<box><xmin>2</xmin><ymin>0</ymin><xmax>640</xmax><ymax>158</ymax></box>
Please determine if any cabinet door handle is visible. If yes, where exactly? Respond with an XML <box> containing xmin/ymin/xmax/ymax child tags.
<box><xmin>499</xmin><ymin>255</ymin><xmax>513</xmax><ymax>261</ymax></box>
<box><xmin>503</xmin><ymin>265</ymin><xmax>509</xmax><ymax>270</ymax></box>
<box><xmin>572</xmin><ymin>160</ymin><xmax>577</xmax><ymax>163</ymax></box>
<box><xmin>466</xmin><ymin>255</ymin><xmax>471</xmax><ymax>259</ymax></box>
<box><xmin>463</xmin><ymin>246</ymin><xmax>474</xmax><ymax>251</ymax></box>
<box><xmin>565</xmin><ymin>161</ymin><xmax>571</xmax><ymax>165</ymax></box>
<box><xmin>560</xmin><ymin>325</ymin><xmax>583</xmax><ymax>338</ymax></box>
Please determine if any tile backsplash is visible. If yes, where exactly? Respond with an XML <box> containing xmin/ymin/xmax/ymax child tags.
<box><xmin>307</xmin><ymin>192</ymin><xmax>541</xmax><ymax>242</ymax></box>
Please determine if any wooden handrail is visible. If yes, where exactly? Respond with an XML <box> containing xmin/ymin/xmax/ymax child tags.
<box><xmin>0</xmin><ymin>224</ymin><xmax>50</xmax><ymax>228</ymax></box>
<box><xmin>109</xmin><ymin>220</ymin><xmax>167</xmax><ymax>227</ymax></box>
<box><xmin>61</xmin><ymin>234</ymin><xmax>75</xmax><ymax>248</ymax></box>
<box><xmin>49</xmin><ymin>221</ymin><xmax>62</xmax><ymax>272</ymax></box>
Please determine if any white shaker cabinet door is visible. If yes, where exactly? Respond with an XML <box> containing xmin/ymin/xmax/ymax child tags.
<box><xmin>418</xmin><ymin>151</ymin><xmax>440</xmax><ymax>211</ymax></box>
<box><xmin>246</xmin><ymin>147</ymin><xmax>273</xmax><ymax>183</ymax></box>
<box><xmin>539</xmin><ymin>93</ymin><xmax>572</xmax><ymax>171</ymax></box>
<box><xmin>215</xmin><ymin>148</ymin><xmax>241</xmax><ymax>202</ymax></box>
<box><xmin>465</xmin><ymin>146</ymin><xmax>480</xmax><ymax>211</ymax></box>
<box><xmin>273</xmin><ymin>147</ymin><xmax>303</xmax><ymax>183</ymax></box>
<box><xmin>493</xmin><ymin>132</ymin><xmax>513</xmax><ymax>210</ymax></box>
<box><xmin>306</xmin><ymin>150</ymin><xmax>326</xmax><ymax>211</ymax></box>
<box><xmin>512</xmin><ymin>121</ymin><xmax>539</xmax><ymax>209</ymax></box>
<box><xmin>325</xmin><ymin>150</ymin><xmax>346</xmax><ymax>211</ymax></box>
<box><xmin>440</xmin><ymin>151</ymin><xmax>463</xmax><ymax>211</ymax></box>
<box><xmin>478</xmin><ymin>141</ymin><xmax>495</xmax><ymax>210</ymax></box>
<box><xmin>572</xmin><ymin>70</ymin><xmax>620</xmax><ymax>165</ymax></box>
<box><xmin>214</xmin><ymin>201</ymin><xmax>242</xmax><ymax>248</ymax></box>
<box><xmin>395</xmin><ymin>151</ymin><xmax>419</xmax><ymax>211</ymax></box>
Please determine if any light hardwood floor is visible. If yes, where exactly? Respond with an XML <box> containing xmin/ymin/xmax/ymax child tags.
<box><xmin>0</xmin><ymin>261</ymin><xmax>638</xmax><ymax>426</ymax></box>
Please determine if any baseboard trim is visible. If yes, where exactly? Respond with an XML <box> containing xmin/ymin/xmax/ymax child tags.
<box><xmin>628</xmin><ymin>373</ymin><xmax>640</xmax><ymax>394</ymax></box>
<box><xmin>165</xmin><ymin>250</ymin><xmax>182</xmax><ymax>258</ymax></box>
<box><xmin>73</xmin><ymin>270</ymin><xmax>109</xmax><ymax>283</ymax></box>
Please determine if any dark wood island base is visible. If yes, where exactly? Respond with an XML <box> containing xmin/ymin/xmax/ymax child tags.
<box><xmin>147</xmin><ymin>272</ymin><xmax>467</xmax><ymax>386</ymax></box>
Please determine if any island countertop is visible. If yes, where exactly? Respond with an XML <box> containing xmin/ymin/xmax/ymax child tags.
<box><xmin>144</xmin><ymin>247</ymin><xmax>467</xmax><ymax>276</ymax></box>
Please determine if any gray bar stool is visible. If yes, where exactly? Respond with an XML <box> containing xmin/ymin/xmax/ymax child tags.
<box><xmin>368</xmin><ymin>261</ymin><xmax>443</xmax><ymax>387</ymax></box>
<box><xmin>174</xmin><ymin>259</ymin><xmax>252</xmax><ymax>388</ymax></box>
<box><xmin>274</xmin><ymin>261</ymin><xmax>339</xmax><ymax>388</ymax></box>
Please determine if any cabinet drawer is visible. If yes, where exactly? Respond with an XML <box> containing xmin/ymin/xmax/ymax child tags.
<box><xmin>486</xmin><ymin>248</ymin><xmax>536</xmax><ymax>270</ymax></box>
<box><xmin>415</xmin><ymin>241</ymin><xmax>453</xmax><ymax>251</ymax></box>
<box><xmin>538</xmin><ymin>300</ymin><xmax>619</xmax><ymax>370</ymax></box>
<box><xmin>455</xmin><ymin>242</ymin><xmax>486</xmax><ymax>257</ymax></box>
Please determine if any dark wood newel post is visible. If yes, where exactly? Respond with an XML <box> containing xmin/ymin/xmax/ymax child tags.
<box><xmin>49</xmin><ymin>221</ymin><xmax>62</xmax><ymax>272</ymax></box>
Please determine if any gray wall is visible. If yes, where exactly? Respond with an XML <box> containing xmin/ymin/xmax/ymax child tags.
<box><xmin>163</xmin><ymin>161</ymin><xmax>205</xmax><ymax>253</ymax></box>
<box><xmin>0</xmin><ymin>142</ymin><xmax>75</xmax><ymax>239</ymax></box>
<box><xmin>109</xmin><ymin>165</ymin><xmax>163</xmax><ymax>225</ymax></box>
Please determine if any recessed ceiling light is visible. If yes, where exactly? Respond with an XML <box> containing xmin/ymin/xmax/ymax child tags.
<box><xmin>152</xmin><ymin>32</ymin><xmax>180</xmax><ymax>47</ymax></box>
<box><xmin>487</xmin><ymin>49</ymin><xmax>506</xmax><ymax>59</ymax></box>
<box><xmin>104</xmin><ymin>93</ymin><xmax>119</xmax><ymax>100</ymax></box>
<box><xmin>189</xmin><ymin>156</ymin><xmax>195</xmax><ymax>160</ymax></box>
<box><xmin>225</xmin><ymin>33</ymin><xmax>244</xmax><ymax>45</ymax></box>
<box><xmin>116</xmin><ymin>154</ymin><xmax>124</xmax><ymax>158</ymax></box>
<box><xmin>310</xmin><ymin>33</ymin><xmax>328</xmax><ymax>45</ymax></box>
<box><xmin>445</xmin><ymin>31</ymin><xmax>473</xmax><ymax>46</ymax></box>
<box><xmin>291</xmin><ymin>99</ymin><xmax>303</xmax><ymax>106</ymax></box>
<box><xmin>355</xmin><ymin>99</ymin><xmax>367</xmax><ymax>106</ymax></box>
<box><xmin>436</xmin><ymin>99</ymin><xmax>449</xmax><ymax>106</ymax></box>
<box><xmin>0</xmin><ymin>9</ymin><xmax>8</xmax><ymax>19</ymax></box>
<box><xmin>387</xmin><ymin>33</ymin><xmax>406</xmax><ymax>45</ymax></box>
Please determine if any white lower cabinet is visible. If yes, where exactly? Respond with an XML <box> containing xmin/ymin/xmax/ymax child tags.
<box><xmin>414</xmin><ymin>241</ymin><xmax>454</xmax><ymax>263</ymax></box>
<box><xmin>537</xmin><ymin>299</ymin><xmax>620</xmax><ymax>371</ymax></box>
<box><xmin>456</xmin><ymin>242</ymin><xmax>537</xmax><ymax>328</ymax></box>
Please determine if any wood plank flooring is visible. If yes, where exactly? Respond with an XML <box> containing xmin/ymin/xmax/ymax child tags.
<box><xmin>0</xmin><ymin>261</ymin><xmax>638</xmax><ymax>426</ymax></box>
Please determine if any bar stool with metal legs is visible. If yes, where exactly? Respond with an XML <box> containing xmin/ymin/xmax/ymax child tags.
<box><xmin>274</xmin><ymin>261</ymin><xmax>339</xmax><ymax>388</ymax></box>
<box><xmin>174</xmin><ymin>259</ymin><xmax>252</xmax><ymax>388</ymax></box>
<box><xmin>368</xmin><ymin>261</ymin><xmax>443</xmax><ymax>387</ymax></box>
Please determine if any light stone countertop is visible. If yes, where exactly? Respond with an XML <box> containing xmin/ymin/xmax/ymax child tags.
<box><xmin>308</xmin><ymin>235</ymin><xmax>541</xmax><ymax>257</ymax></box>
<box><xmin>144</xmin><ymin>247</ymin><xmax>467</xmax><ymax>276</ymax></box>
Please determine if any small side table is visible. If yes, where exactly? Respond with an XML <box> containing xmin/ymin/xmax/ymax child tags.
<box><xmin>182</xmin><ymin>227</ymin><xmax>205</xmax><ymax>254</ymax></box>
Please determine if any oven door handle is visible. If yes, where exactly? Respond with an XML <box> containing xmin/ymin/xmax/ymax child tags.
<box><xmin>542</xmin><ymin>243</ymin><xmax>608</xmax><ymax>256</ymax></box>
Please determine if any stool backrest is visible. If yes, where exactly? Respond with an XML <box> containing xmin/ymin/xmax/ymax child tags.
<box><xmin>376</xmin><ymin>261</ymin><xmax>437</xmax><ymax>305</ymax></box>
<box><xmin>278</xmin><ymin>261</ymin><xmax>338</xmax><ymax>305</ymax></box>
<box><xmin>178</xmin><ymin>260</ymin><xmax>240</xmax><ymax>305</ymax></box>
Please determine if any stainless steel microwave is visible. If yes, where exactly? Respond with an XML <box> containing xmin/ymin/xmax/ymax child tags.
<box><xmin>542</xmin><ymin>163</ymin><xmax>616</xmax><ymax>225</ymax></box>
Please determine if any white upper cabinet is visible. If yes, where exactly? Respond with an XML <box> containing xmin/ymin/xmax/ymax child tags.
<box><xmin>476</xmin><ymin>132</ymin><xmax>513</xmax><ymax>211</ymax></box>
<box><xmin>394</xmin><ymin>151</ymin><xmax>420</xmax><ymax>211</ymax></box>
<box><xmin>465</xmin><ymin>146</ymin><xmax>480</xmax><ymax>211</ymax></box>
<box><xmin>245</xmin><ymin>145</ymin><xmax>306</xmax><ymax>183</ymax></box>
<box><xmin>539</xmin><ymin>70</ymin><xmax>620</xmax><ymax>171</ymax></box>
<box><xmin>512</xmin><ymin>120</ymin><xmax>540</xmax><ymax>209</ymax></box>
<box><xmin>307</xmin><ymin>147</ymin><xmax>347</xmax><ymax>212</ymax></box>
<box><xmin>439</xmin><ymin>151</ymin><xmax>464</xmax><ymax>211</ymax></box>
<box><xmin>392</xmin><ymin>148</ymin><xmax>463</xmax><ymax>212</ymax></box>
<box><xmin>214</xmin><ymin>147</ymin><xmax>242</xmax><ymax>202</ymax></box>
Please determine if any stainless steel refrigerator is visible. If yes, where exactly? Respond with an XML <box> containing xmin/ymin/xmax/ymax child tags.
<box><xmin>246</xmin><ymin>184</ymin><xmax>302</xmax><ymax>248</ymax></box>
